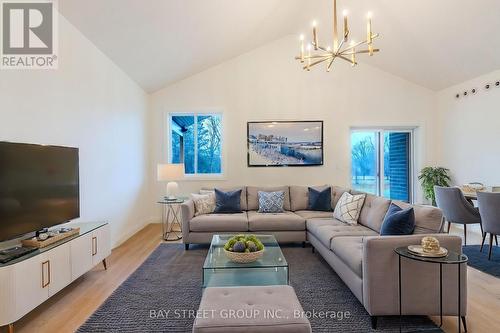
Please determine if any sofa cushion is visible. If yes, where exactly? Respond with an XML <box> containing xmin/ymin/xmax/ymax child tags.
<box><xmin>247</xmin><ymin>186</ymin><xmax>291</xmax><ymax>211</ymax></box>
<box><xmin>247</xmin><ymin>211</ymin><xmax>305</xmax><ymax>231</ymax></box>
<box><xmin>307</xmin><ymin>218</ymin><xmax>377</xmax><ymax>249</ymax></box>
<box><xmin>333</xmin><ymin>192</ymin><xmax>366</xmax><ymax>225</ymax></box>
<box><xmin>295</xmin><ymin>210</ymin><xmax>333</xmax><ymax>219</ymax></box>
<box><xmin>308</xmin><ymin>187</ymin><xmax>332</xmax><ymax>211</ymax></box>
<box><xmin>258</xmin><ymin>191</ymin><xmax>285</xmax><ymax>213</ymax></box>
<box><xmin>189</xmin><ymin>212</ymin><xmax>248</xmax><ymax>232</ymax></box>
<box><xmin>202</xmin><ymin>186</ymin><xmax>247</xmax><ymax>211</ymax></box>
<box><xmin>191</xmin><ymin>193</ymin><xmax>216</xmax><ymax>216</ymax></box>
<box><xmin>357</xmin><ymin>194</ymin><xmax>391</xmax><ymax>232</ymax></box>
<box><xmin>329</xmin><ymin>236</ymin><xmax>364</xmax><ymax>278</ymax></box>
<box><xmin>214</xmin><ymin>189</ymin><xmax>243</xmax><ymax>213</ymax></box>
<box><xmin>380</xmin><ymin>203</ymin><xmax>415</xmax><ymax>235</ymax></box>
<box><xmin>290</xmin><ymin>185</ymin><xmax>350</xmax><ymax>211</ymax></box>
<box><xmin>393</xmin><ymin>201</ymin><xmax>444</xmax><ymax>233</ymax></box>
<box><xmin>306</xmin><ymin>218</ymin><xmax>345</xmax><ymax>230</ymax></box>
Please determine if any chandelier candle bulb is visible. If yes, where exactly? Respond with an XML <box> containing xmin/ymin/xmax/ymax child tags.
<box><xmin>312</xmin><ymin>21</ymin><xmax>318</xmax><ymax>50</ymax></box>
<box><xmin>367</xmin><ymin>12</ymin><xmax>373</xmax><ymax>43</ymax></box>
<box><xmin>350</xmin><ymin>41</ymin><xmax>356</xmax><ymax>66</ymax></box>
<box><xmin>307</xmin><ymin>44</ymin><xmax>312</xmax><ymax>71</ymax></box>
<box><xmin>300</xmin><ymin>34</ymin><xmax>305</xmax><ymax>62</ymax></box>
<box><xmin>333</xmin><ymin>0</ymin><xmax>339</xmax><ymax>51</ymax></box>
<box><xmin>343</xmin><ymin>10</ymin><xmax>349</xmax><ymax>41</ymax></box>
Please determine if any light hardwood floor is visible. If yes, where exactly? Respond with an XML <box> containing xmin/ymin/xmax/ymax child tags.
<box><xmin>434</xmin><ymin>224</ymin><xmax>500</xmax><ymax>332</ymax></box>
<box><xmin>2</xmin><ymin>223</ymin><xmax>498</xmax><ymax>333</ymax></box>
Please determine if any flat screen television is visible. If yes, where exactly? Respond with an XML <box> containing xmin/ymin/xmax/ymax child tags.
<box><xmin>0</xmin><ymin>142</ymin><xmax>79</xmax><ymax>242</ymax></box>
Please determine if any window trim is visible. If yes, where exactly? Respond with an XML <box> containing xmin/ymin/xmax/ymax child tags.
<box><xmin>350</xmin><ymin>127</ymin><xmax>416</xmax><ymax>203</ymax></box>
<box><xmin>164</xmin><ymin>110</ymin><xmax>226</xmax><ymax>181</ymax></box>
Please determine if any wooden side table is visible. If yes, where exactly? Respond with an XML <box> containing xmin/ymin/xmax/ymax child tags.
<box><xmin>158</xmin><ymin>198</ymin><xmax>185</xmax><ymax>241</ymax></box>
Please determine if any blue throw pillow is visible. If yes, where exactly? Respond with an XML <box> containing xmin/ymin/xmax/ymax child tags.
<box><xmin>214</xmin><ymin>188</ymin><xmax>242</xmax><ymax>213</ymax></box>
<box><xmin>258</xmin><ymin>191</ymin><xmax>285</xmax><ymax>213</ymax></box>
<box><xmin>308</xmin><ymin>187</ymin><xmax>332</xmax><ymax>211</ymax></box>
<box><xmin>380</xmin><ymin>203</ymin><xmax>415</xmax><ymax>236</ymax></box>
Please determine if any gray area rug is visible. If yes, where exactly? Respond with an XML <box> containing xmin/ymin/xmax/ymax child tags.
<box><xmin>78</xmin><ymin>244</ymin><xmax>441</xmax><ymax>332</ymax></box>
<box><xmin>463</xmin><ymin>245</ymin><xmax>500</xmax><ymax>277</ymax></box>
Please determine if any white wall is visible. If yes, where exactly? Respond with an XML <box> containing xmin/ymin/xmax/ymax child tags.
<box><xmin>436</xmin><ymin>69</ymin><xmax>500</xmax><ymax>186</ymax></box>
<box><xmin>150</xmin><ymin>35</ymin><xmax>439</xmax><ymax>206</ymax></box>
<box><xmin>0</xmin><ymin>16</ymin><xmax>153</xmax><ymax>247</ymax></box>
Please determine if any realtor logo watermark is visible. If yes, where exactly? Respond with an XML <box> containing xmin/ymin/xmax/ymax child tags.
<box><xmin>1</xmin><ymin>0</ymin><xmax>58</xmax><ymax>69</ymax></box>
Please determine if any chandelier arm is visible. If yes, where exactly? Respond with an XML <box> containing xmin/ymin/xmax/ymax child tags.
<box><xmin>335</xmin><ymin>38</ymin><xmax>346</xmax><ymax>54</ymax></box>
<box><xmin>308</xmin><ymin>54</ymin><xmax>334</xmax><ymax>59</ymax></box>
<box><xmin>339</xmin><ymin>40</ymin><xmax>368</xmax><ymax>54</ymax></box>
<box><xmin>337</xmin><ymin>55</ymin><xmax>357</xmax><ymax>65</ymax></box>
<box><xmin>316</xmin><ymin>45</ymin><xmax>330</xmax><ymax>53</ymax></box>
<box><xmin>341</xmin><ymin>49</ymin><xmax>380</xmax><ymax>56</ymax></box>
<box><xmin>302</xmin><ymin>57</ymin><xmax>332</xmax><ymax>70</ymax></box>
<box><xmin>295</xmin><ymin>54</ymin><xmax>331</xmax><ymax>60</ymax></box>
<box><xmin>326</xmin><ymin>57</ymin><xmax>335</xmax><ymax>71</ymax></box>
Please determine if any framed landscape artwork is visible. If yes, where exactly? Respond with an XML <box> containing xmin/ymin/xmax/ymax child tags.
<box><xmin>247</xmin><ymin>121</ymin><xmax>324</xmax><ymax>167</ymax></box>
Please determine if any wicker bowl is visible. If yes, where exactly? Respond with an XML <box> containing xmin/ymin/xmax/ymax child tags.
<box><xmin>224</xmin><ymin>249</ymin><xmax>264</xmax><ymax>263</ymax></box>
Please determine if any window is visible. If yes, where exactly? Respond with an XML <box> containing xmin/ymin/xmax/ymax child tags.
<box><xmin>351</xmin><ymin>129</ymin><xmax>413</xmax><ymax>202</ymax></box>
<box><xmin>169</xmin><ymin>113</ymin><xmax>223</xmax><ymax>175</ymax></box>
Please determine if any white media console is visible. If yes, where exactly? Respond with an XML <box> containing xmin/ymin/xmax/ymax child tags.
<box><xmin>0</xmin><ymin>222</ymin><xmax>110</xmax><ymax>333</ymax></box>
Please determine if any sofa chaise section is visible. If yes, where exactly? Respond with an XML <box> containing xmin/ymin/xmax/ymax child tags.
<box><xmin>307</xmin><ymin>193</ymin><xmax>466</xmax><ymax>327</ymax></box>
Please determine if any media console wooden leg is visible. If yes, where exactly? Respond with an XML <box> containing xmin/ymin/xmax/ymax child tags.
<box><xmin>8</xmin><ymin>323</ymin><xmax>14</xmax><ymax>333</ymax></box>
<box><xmin>102</xmin><ymin>259</ymin><xmax>107</xmax><ymax>270</ymax></box>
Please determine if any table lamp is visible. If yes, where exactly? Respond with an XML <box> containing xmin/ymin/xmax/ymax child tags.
<box><xmin>157</xmin><ymin>163</ymin><xmax>184</xmax><ymax>200</ymax></box>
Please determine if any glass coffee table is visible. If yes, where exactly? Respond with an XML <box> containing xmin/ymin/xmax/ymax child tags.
<box><xmin>202</xmin><ymin>234</ymin><xmax>289</xmax><ymax>288</ymax></box>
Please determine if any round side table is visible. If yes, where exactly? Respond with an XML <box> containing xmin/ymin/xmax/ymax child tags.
<box><xmin>158</xmin><ymin>198</ymin><xmax>186</xmax><ymax>241</ymax></box>
<box><xmin>394</xmin><ymin>247</ymin><xmax>468</xmax><ymax>333</ymax></box>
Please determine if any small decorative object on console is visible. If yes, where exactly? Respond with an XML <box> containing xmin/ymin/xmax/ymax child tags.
<box><xmin>407</xmin><ymin>236</ymin><xmax>448</xmax><ymax>258</ymax></box>
<box><xmin>22</xmin><ymin>227</ymin><xmax>80</xmax><ymax>248</ymax></box>
<box><xmin>38</xmin><ymin>233</ymin><xmax>49</xmax><ymax>241</ymax></box>
<box><xmin>223</xmin><ymin>235</ymin><xmax>265</xmax><ymax>263</ymax></box>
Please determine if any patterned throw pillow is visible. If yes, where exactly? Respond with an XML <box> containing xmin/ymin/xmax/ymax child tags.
<box><xmin>333</xmin><ymin>192</ymin><xmax>366</xmax><ymax>225</ymax></box>
<box><xmin>190</xmin><ymin>193</ymin><xmax>215</xmax><ymax>216</ymax></box>
<box><xmin>258</xmin><ymin>191</ymin><xmax>285</xmax><ymax>213</ymax></box>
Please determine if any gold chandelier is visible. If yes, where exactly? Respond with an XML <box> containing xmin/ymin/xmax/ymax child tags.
<box><xmin>295</xmin><ymin>0</ymin><xmax>380</xmax><ymax>71</ymax></box>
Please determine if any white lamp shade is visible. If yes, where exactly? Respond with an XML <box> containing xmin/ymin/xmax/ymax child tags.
<box><xmin>157</xmin><ymin>163</ymin><xmax>184</xmax><ymax>181</ymax></box>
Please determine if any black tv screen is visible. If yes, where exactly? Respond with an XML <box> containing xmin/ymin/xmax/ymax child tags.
<box><xmin>0</xmin><ymin>142</ymin><xmax>79</xmax><ymax>242</ymax></box>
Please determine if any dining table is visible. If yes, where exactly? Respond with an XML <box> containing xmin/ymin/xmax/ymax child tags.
<box><xmin>460</xmin><ymin>186</ymin><xmax>500</xmax><ymax>202</ymax></box>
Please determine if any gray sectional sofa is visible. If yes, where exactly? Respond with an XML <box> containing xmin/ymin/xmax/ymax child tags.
<box><xmin>181</xmin><ymin>185</ymin><xmax>466</xmax><ymax>327</ymax></box>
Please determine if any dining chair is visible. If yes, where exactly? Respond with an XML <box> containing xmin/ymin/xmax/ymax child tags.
<box><xmin>434</xmin><ymin>186</ymin><xmax>482</xmax><ymax>245</ymax></box>
<box><xmin>477</xmin><ymin>191</ymin><xmax>500</xmax><ymax>260</ymax></box>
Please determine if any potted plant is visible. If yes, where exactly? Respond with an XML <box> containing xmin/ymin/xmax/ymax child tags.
<box><xmin>418</xmin><ymin>167</ymin><xmax>451</xmax><ymax>206</ymax></box>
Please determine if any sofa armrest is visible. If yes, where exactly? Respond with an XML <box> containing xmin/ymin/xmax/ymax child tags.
<box><xmin>181</xmin><ymin>200</ymin><xmax>195</xmax><ymax>241</ymax></box>
<box><xmin>362</xmin><ymin>234</ymin><xmax>466</xmax><ymax>316</ymax></box>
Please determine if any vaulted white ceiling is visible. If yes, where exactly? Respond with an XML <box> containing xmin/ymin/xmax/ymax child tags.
<box><xmin>60</xmin><ymin>0</ymin><xmax>500</xmax><ymax>93</ymax></box>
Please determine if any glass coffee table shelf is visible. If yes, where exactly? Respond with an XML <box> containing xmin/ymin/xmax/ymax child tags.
<box><xmin>202</xmin><ymin>234</ymin><xmax>289</xmax><ymax>288</ymax></box>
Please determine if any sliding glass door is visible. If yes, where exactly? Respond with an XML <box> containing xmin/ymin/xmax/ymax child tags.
<box><xmin>351</xmin><ymin>129</ymin><xmax>413</xmax><ymax>202</ymax></box>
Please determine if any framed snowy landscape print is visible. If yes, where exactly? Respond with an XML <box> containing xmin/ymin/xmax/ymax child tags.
<box><xmin>247</xmin><ymin>121</ymin><xmax>324</xmax><ymax>167</ymax></box>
